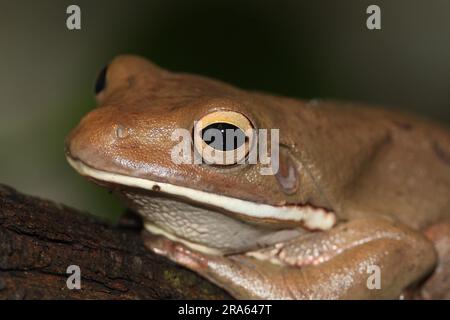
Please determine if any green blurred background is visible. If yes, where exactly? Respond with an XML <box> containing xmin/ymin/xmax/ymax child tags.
<box><xmin>1</xmin><ymin>0</ymin><xmax>449</xmax><ymax>222</ymax></box>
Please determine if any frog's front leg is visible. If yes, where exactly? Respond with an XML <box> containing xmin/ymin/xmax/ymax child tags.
<box><xmin>143</xmin><ymin>218</ymin><xmax>437</xmax><ymax>299</ymax></box>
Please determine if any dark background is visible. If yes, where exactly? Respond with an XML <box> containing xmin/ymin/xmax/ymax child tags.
<box><xmin>1</xmin><ymin>0</ymin><xmax>449</xmax><ymax>220</ymax></box>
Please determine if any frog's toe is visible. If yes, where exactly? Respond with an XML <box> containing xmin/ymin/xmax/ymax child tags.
<box><xmin>142</xmin><ymin>230</ymin><xmax>210</xmax><ymax>271</ymax></box>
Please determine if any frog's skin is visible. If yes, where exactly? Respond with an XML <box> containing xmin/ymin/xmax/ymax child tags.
<box><xmin>66</xmin><ymin>55</ymin><xmax>450</xmax><ymax>299</ymax></box>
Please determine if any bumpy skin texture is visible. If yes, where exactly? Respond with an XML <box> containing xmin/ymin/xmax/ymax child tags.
<box><xmin>66</xmin><ymin>55</ymin><xmax>450</xmax><ymax>299</ymax></box>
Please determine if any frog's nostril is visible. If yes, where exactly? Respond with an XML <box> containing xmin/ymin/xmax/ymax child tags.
<box><xmin>115</xmin><ymin>125</ymin><xmax>128</xmax><ymax>139</ymax></box>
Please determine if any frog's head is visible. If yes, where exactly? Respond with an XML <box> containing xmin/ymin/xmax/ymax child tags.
<box><xmin>66</xmin><ymin>55</ymin><xmax>335</xmax><ymax>254</ymax></box>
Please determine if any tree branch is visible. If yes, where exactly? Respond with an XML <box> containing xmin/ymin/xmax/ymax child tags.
<box><xmin>0</xmin><ymin>184</ymin><xmax>231</xmax><ymax>299</ymax></box>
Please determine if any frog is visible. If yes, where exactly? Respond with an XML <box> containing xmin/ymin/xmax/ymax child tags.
<box><xmin>65</xmin><ymin>55</ymin><xmax>450</xmax><ymax>299</ymax></box>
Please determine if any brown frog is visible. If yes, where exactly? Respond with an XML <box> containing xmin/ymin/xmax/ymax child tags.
<box><xmin>66</xmin><ymin>55</ymin><xmax>450</xmax><ymax>299</ymax></box>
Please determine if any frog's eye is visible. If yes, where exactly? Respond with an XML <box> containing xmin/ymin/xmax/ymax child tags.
<box><xmin>94</xmin><ymin>65</ymin><xmax>108</xmax><ymax>94</ymax></box>
<box><xmin>193</xmin><ymin>111</ymin><xmax>254</xmax><ymax>165</ymax></box>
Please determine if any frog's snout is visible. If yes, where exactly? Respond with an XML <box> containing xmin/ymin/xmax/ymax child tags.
<box><xmin>65</xmin><ymin>107</ymin><xmax>125</xmax><ymax>169</ymax></box>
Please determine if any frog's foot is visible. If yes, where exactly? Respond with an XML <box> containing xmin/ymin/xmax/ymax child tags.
<box><xmin>143</xmin><ymin>218</ymin><xmax>437</xmax><ymax>300</ymax></box>
<box><xmin>419</xmin><ymin>221</ymin><xmax>450</xmax><ymax>299</ymax></box>
<box><xmin>143</xmin><ymin>231</ymin><xmax>293</xmax><ymax>299</ymax></box>
<box><xmin>143</xmin><ymin>231</ymin><xmax>212</xmax><ymax>270</ymax></box>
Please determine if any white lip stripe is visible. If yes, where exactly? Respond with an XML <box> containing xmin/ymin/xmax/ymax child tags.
<box><xmin>66</xmin><ymin>157</ymin><xmax>336</xmax><ymax>230</ymax></box>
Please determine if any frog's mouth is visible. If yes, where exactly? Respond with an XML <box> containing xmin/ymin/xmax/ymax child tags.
<box><xmin>67</xmin><ymin>156</ymin><xmax>335</xmax><ymax>228</ymax></box>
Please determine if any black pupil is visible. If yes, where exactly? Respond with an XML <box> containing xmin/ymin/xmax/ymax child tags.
<box><xmin>201</xmin><ymin>123</ymin><xmax>246</xmax><ymax>151</ymax></box>
<box><xmin>94</xmin><ymin>65</ymin><xmax>108</xmax><ymax>94</ymax></box>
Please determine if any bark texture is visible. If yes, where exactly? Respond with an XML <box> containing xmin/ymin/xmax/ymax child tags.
<box><xmin>0</xmin><ymin>184</ymin><xmax>231</xmax><ymax>299</ymax></box>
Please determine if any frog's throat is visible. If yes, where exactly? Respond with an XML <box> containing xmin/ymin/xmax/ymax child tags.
<box><xmin>66</xmin><ymin>157</ymin><xmax>336</xmax><ymax>230</ymax></box>
<box><xmin>144</xmin><ymin>221</ymin><xmax>224</xmax><ymax>255</ymax></box>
